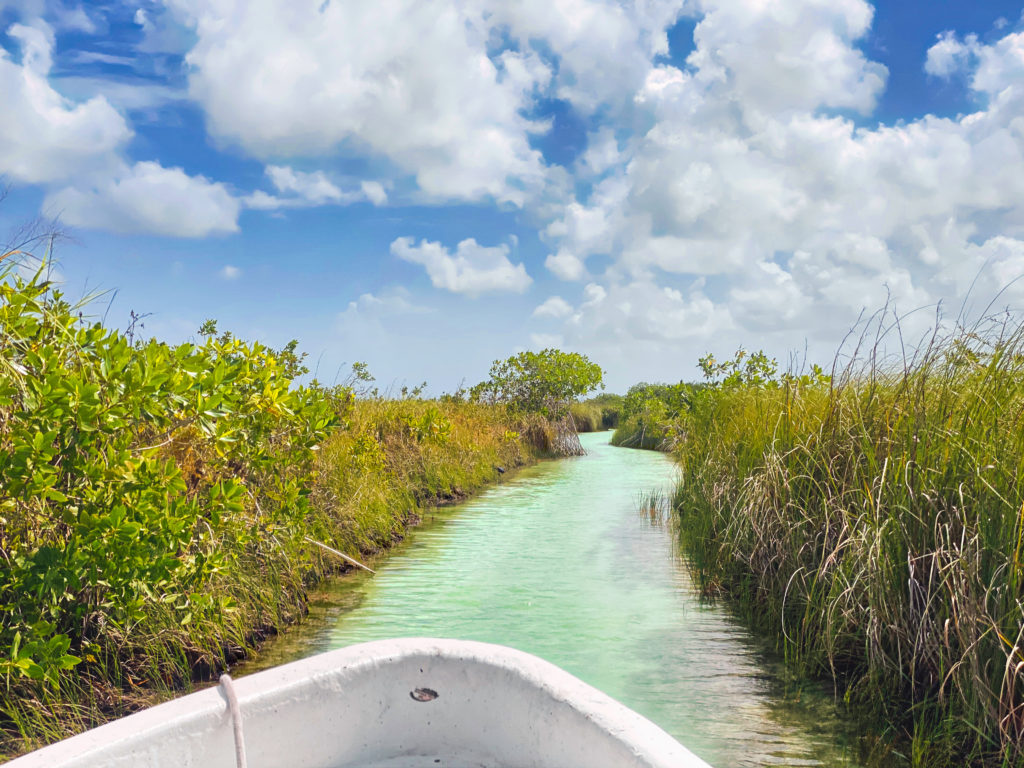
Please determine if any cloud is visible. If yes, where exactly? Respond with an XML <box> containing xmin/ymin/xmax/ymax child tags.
<box><xmin>0</xmin><ymin>15</ymin><xmax>242</xmax><ymax>239</ymax></box>
<box><xmin>340</xmin><ymin>288</ymin><xmax>432</xmax><ymax>319</ymax></box>
<box><xmin>220</xmin><ymin>264</ymin><xmax>241</xmax><ymax>280</ymax></box>
<box><xmin>533</xmin><ymin>296</ymin><xmax>573</xmax><ymax>318</ymax></box>
<box><xmin>484</xmin><ymin>0</ymin><xmax>686</xmax><ymax>114</ymax></box>
<box><xmin>391</xmin><ymin>236</ymin><xmax>532</xmax><ymax>296</ymax></box>
<box><xmin>243</xmin><ymin>166</ymin><xmax>389</xmax><ymax>210</ymax></box>
<box><xmin>925</xmin><ymin>31</ymin><xmax>979</xmax><ymax>78</ymax></box>
<box><xmin>972</xmin><ymin>31</ymin><xmax>1024</xmax><ymax>95</ymax></box>
<box><xmin>542</xmin><ymin>176</ymin><xmax>628</xmax><ymax>278</ymax></box>
<box><xmin>50</xmin><ymin>76</ymin><xmax>186</xmax><ymax>113</ymax></box>
<box><xmin>54</xmin><ymin>4</ymin><xmax>99</xmax><ymax>34</ymax></box>
<box><xmin>9</xmin><ymin>0</ymin><xmax>1024</xmax><ymax>388</ymax></box>
<box><xmin>0</xmin><ymin>20</ymin><xmax>130</xmax><ymax>184</ymax></box>
<box><xmin>687</xmin><ymin>0</ymin><xmax>887</xmax><ymax>116</ymax></box>
<box><xmin>517</xmin><ymin>2</ymin><xmax>1024</xmax><ymax>382</ymax></box>
<box><xmin>925</xmin><ymin>30</ymin><xmax>1024</xmax><ymax>96</ymax></box>
<box><xmin>545</xmin><ymin>250</ymin><xmax>587</xmax><ymax>281</ymax></box>
<box><xmin>529</xmin><ymin>332</ymin><xmax>564</xmax><ymax>348</ymax></box>
<box><xmin>163</xmin><ymin>0</ymin><xmax>700</xmax><ymax>206</ymax></box>
<box><xmin>46</xmin><ymin>161</ymin><xmax>240</xmax><ymax>237</ymax></box>
<box><xmin>267</xmin><ymin>165</ymin><xmax>344</xmax><ymax>204</ymax></box>
<box><xmin>68</xmin><ymin>51</ymin><xmax>137</xmax><ymax>67</ymax></box>
<box><xmin>335</xmin><ymin>288</ymin><xmax>434</xmax><ymax>354</ymax></box>
<box><xmin>169</xmin><ymin>0</ymin><xmax>551</xmax><ymax>205</ymax></box>
<box><xmin>134</xmin><ymin>9</ymin><xmax>152</xmax><ymax>32</ymax></box>
<box><xmin>360</xmin><ymin>181</ymin><xmax>388</xmax><ymax>206</ymax></box>
<box><xmin>558</xmin><ymin>279</ymin><xmax>733</xmax><ymax>355</ymax></box>
<box><xmin>578</xmin><ymin>127</ymin><xmax>623</xmax><ymax>176</ymax></box>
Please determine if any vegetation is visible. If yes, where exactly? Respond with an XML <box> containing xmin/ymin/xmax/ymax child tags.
<box><xmin>472</xmin><ymin>348</ymin><xmax>604</xmax><ymax>455</ymax></box>
<box><xmin>569</xmin><ymin>393</ymin><xmax>623</xmax><ymax>432</ymax></box>
<box><xmin>313</xmin><ymin>397</ymin><xmax>548</xmax><ymax>557</ymax></box>
<box><xmin>635</xmin><ymin>328</ymin><xmax>1024</xmax><ymax>766</ymax></box>
<box><xmin>0</xmin><ymin>259</ymin><xmax>555</xmax><ymax>757</ymax></box>
<box><xmin>611</xmin><ymin>381</ymin><xmax>694</xmax><ymax>449</ymax></box>
<box><xmin>471</xmin><ymin>348</ymin><xmax>602</xmax><ymax>416</ymax></box>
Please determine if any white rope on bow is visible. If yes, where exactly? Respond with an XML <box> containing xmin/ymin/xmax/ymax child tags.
<box><xmin>219</xmin><ymin>674</ymin><xmax>248</xmax><ymax>768</ymax></box>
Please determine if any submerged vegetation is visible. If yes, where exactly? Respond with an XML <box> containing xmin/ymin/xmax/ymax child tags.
<box><xmin>620</xmin><ymin>325</ymin><xmax>1024</xmax><ymax>766</ymax></box>
<box><xmin>0</xmin><ymin>260</ymin><xmax>576</xmax><ymax>757</ymax></box>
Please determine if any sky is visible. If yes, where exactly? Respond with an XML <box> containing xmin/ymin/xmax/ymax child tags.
<box><xmin>1</xmin><ymin>0</ymin><xmax>1024</xmax><ymax>393</ymax></box>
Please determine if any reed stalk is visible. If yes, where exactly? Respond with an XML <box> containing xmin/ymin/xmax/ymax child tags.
<box><xmin>672</xmin><ymin>314</ymin><xmax>1024</xmax><ymax>766</ymax></box>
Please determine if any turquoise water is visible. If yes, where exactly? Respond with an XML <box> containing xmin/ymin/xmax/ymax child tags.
<box><xmin>245</xmin><ymin>432</ymin><xmax>868</xmax><ymax>767</ymax></box>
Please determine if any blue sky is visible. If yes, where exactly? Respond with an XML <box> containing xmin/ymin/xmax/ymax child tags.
<box><xmin>2</xmin><ymin>0</ymin><xmax>1024</xmax><ymax>392</ymax></box>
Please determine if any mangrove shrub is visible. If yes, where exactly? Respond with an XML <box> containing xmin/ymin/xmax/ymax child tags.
<box><xmin>471</xmin><ymin>348</ymin><xmax>603</xmax><ymax>417</ymax></box>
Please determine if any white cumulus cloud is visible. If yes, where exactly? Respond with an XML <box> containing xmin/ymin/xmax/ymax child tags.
<box><xmin>267</xmin><ymin>166</ymin><xmax>344</xmax><ymax>204</ymax></box>
<box><xmin>341</xmin><ymin>287</ymin><xmax>432</xmax><ymax>318</ymax></box>
<box><xmin>545</xmin><ymin>250</ymin><xmax>587</xmax><ymax>281</ymax></box>
<box><xmin>47</xmin><ymin>161</ymin><xmax>240</xmax><ymax>237</ymax></box>
<box><xmin>391</xmin><ymin>237</ymin><xmax>532</xmax><ymax>296</ymax></box>
<box><xmin>0</xmin><ymin>16</ymin><xmax>243</xmax><ymax>239</ymax></box>
<box><xmin>516</xmin><ymin>1</ymin><xmax>1024</xmax><ymax>381</ymax></box>
<box><xmin>169</xmin><ymin>0</ymin><xmax>552</xmax><ymax>205</ymax></box>
<box><xmin>0</xmin><ymin>20</ymin><xmax>129</xmax><ymax>184</ymax></box>
<box><xmin>925</xmin><ymin>31</ymin><xmax>979</xmax><ymax>78</ymax></box>
<box><xmin>533</xmin><ymin>296</ymin><xmax>573</xmax><ymax>318</ymax></box>
<box><xmin>243</xmin><ymin>166</ymin><xmax>389</xmax><ymax>210</ymax></box>
<box><xmin>687</xmin><ymin>0</ymin><xmax>887</xmax><ymax>116</ymax></box>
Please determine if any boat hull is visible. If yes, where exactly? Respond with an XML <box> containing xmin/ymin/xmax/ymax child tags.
<box><xmin>8</xmin><ymin>638</ymin><xmax>711</xmax><ymax>768</ymax></box>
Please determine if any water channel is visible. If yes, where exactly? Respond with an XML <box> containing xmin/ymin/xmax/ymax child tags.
<box><xmin>242</xmin><ymin>431</ymin><xmax>871</xmax><ymax>768</ymax></box>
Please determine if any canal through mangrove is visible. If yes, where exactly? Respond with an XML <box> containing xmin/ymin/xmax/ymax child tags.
<box><xmin>243</xmin><ymin>431</ymin><xmax>870</xmax><ymax>767</ymax></box>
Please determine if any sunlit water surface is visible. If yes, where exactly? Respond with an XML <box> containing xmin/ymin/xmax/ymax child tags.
<box><xmin>243</xmin><ymin>432</ymin><xmax>869</xmax><ymax>768</ymax></box>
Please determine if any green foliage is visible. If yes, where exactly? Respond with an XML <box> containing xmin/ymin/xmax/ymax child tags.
<box><xmin>471</xmin><ymin>349</ymin><xmax>603</xmax><ymax>418</ymax></box>
<box><xmin>698</xmin><ymin>348</ymin><xmax>831</xmax><ymax>391</ymax></box>
<box><xmin>314</xmin><ymin>396</ymin><xmax>537</xmax><ymax>533</ymax></box>
<box><xmin>570</xmin><ymin>393</ymin><xmax>624</xmax><ymax>432</ymax></box>
<box><xmin>611</xmin><ymin>381</ymin><xmax>695</xmax><ymax>449</ymax></box>
<box><xmin>612</xmin><ymin>351</ymin><xmax>831</xmax><ymax>450</ymax></box>
<box><xmin>0</xmin><ymin>261</ymin><xmax>548</xmax><ymax>756</ymax></box>
<box><xmin>0</xmin><ymin>262</ymin><xmax>337</xmax><ymax>745</ymax></box>
<box><xmin>697</xmin><ymin>347</ymin><xmax>778</xmax><ymax>387</ymax></box>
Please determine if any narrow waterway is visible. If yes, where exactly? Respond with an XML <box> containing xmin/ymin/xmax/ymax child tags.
<box><xmin>244</xmin><ymin>432</ymin><xmax>869</xmax><ymax>768</ymax></box>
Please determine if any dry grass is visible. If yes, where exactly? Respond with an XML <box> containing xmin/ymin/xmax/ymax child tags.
<box><xmin>310</xmin><ymin>398</ymin><xmax>544</xmax><ymax>558</ymax></box>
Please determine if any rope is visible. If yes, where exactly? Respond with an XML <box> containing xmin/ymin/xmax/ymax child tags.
<box><xmin>219</xmin><ymin>674</ymin><xmax>248</xmax><ymax>768</ymax></box>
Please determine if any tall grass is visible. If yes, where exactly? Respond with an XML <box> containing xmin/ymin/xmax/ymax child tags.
<box><xmin>311</xmin><ymin>398</ymin><xmax>546</xmax><ymax>557</ymax></box>
<box><xmin>672</xmin><ymin>317</ymin><xmax>1024</xmax><ymax>766</ymax></box>
<box><xmin>569</xmin><ymin>393</ymin><xmax>623</xmax><ymax>432</ymax></box>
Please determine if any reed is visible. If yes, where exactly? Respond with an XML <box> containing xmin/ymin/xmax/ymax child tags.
<box><xmin>671</xmin><ymin>315</ymin><xmax>1024</xmax><ymax>766</ymax></box>
<box><xmin>634</xmin><ymin>489</ymin><xmax>672</xmax><ymax>527</ymax></box>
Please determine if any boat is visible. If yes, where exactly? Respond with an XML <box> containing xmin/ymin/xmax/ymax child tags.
<box><xmin>8</xmin><ymin>637</ymin><xmax>712</xmax><ymax>767</ymax></box>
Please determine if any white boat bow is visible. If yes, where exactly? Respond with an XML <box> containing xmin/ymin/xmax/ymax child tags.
<box><xmin>8</xmin><ymin>637</ymin><xmax>712</xmax><ymax>768</ymax></box>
